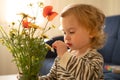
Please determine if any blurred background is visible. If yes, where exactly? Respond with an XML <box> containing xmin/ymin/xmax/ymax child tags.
<box><xmin>0</xmin><ymin>0</ymin><xmax>120</xmax><ymax>75</ymax></box>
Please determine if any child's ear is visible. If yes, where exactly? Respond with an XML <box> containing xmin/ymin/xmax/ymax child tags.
<box><xmin>89</xmin><ymin>35</ymin><xmax>94</xmax><ymax>38</ymax></box>
<box><xmin>89</xmin><ymin>32</ymin><xmax>95</xmax><ymax>38</ymax></box>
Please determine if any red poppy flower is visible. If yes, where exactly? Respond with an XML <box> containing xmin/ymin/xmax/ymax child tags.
<box><xmin>43</xmin><ymin>6</ymin><xmax>58</xmax><ymax>21</ymax></box>
<box><xmin>22</xmin><ymin>18</ymin><xmax>31</xmax><ymax>28</ymax></box>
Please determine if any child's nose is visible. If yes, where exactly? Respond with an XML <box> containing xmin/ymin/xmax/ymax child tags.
<box><xmin>64</xmin><ymin>34</ymin><xmax>70</xmax><ymax>40</ymax></box>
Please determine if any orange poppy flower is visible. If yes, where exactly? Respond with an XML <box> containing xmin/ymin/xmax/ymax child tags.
<box><xmin>22</xmin><ymin>18</ymin><xmax>31</xmax><ymax>28</ymax></box>
<box><xmin>43</xmin><ymin>6</ymin><xmax>58</xmax><ymax>21</ymax></box>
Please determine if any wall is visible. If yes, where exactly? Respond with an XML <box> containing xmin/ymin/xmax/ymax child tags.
<box><xmin>0</xmin><ymin>0</ymin><xmax>120</xmax><ymax>75</ymax></box>
<box><xmin>0</xmin><ymin>45</ymin><xmax>18</xmax><ymax>75</ymax></box>
<box><xmin>60</xmin><ymin>0</ymin><xmax>120</xmax><ymax>16</ymax></box>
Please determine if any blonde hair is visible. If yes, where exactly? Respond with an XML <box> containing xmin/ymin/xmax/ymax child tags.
<box><xmin>60</xmin><ymin>4</ymin><xmax>106</xmax><ymax>49</ymax></box>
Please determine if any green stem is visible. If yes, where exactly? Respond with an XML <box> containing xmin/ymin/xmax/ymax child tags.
<box><xmin>18</xmin><ymin>17</ymin><xmax>24</xmax><ymax>35</ymax></box>
<box><xmin>41</xmin><ymin>20</ymin><xmax>49</xmax><ymax>38</ymax></box>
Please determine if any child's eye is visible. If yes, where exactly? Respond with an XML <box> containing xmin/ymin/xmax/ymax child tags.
<box><xmin>69</xmin><ymin>32</ymin><xmax>75</xmax><ymax>34</ymax></box>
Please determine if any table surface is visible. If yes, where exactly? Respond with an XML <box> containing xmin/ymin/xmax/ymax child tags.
<box><xmin>0</xmin><ymin>74</ymin><xmax>17</xmax><ymax>80</ymax></box>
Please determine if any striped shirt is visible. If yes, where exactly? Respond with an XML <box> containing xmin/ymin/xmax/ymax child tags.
<box><xmin>39</xmin><ymin>49</ymin><xmax>104</xmax><ymax>80</ymax></box>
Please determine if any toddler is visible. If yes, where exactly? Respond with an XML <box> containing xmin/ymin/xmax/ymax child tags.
<box><xmin>39</xmin><ymin>4</ymin><xmax>106</xmax><ymax>80</ymax></box>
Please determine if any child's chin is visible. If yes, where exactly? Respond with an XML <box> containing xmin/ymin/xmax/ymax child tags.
<box><xmin>69</xmin><ymin>47</ymin><xmax>75</xmax><ymax>50</ymax></box>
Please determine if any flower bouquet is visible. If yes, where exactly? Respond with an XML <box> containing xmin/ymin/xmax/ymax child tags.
<box><xmin>0</xmin><ymin>2</ymin><xmax>58</xmax><ymax>80</ymax></box>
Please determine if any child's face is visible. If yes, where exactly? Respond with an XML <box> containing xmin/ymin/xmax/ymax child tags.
<box><xmin>61</xmin><ymin>15</ymin><xmax>92</xmax><ymax>51</ymax></box>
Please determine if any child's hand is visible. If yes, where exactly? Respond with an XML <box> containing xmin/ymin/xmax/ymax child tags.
<box><xmin>52</xmin><ymin>40</ymin><xmax>67</xmax><ymax>58</ymax></box>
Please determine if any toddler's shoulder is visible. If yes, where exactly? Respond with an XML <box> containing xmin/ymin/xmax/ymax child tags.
<box><xmin>85</xmin><ymin>49</ymin><xmax>103</xmax><ymax>60</ymax></box>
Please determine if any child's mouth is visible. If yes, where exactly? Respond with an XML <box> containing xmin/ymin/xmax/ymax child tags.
<box><xmin>67</xmin><ymin>43</ymin><xmax>72</xmax><ymax>47</ymax></box>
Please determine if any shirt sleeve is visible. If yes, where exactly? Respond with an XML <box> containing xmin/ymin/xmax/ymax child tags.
<box><xmin>59</xmin><ymin>52</ymin><xmax>73</xmax><ymax>69</ymax></box>
<box><xmin>39</xmin><ymin>58</ymin><xmax>59</xmax><ymax>80</ymax></box>
<box><xmin>39</xmin><ymin>52</ymin><xmax>74</xmax><ymax>80</ymax></box>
